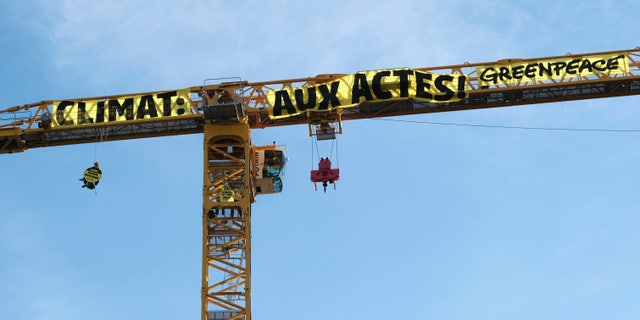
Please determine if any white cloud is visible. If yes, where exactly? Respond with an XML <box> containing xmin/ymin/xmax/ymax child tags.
<box><xmin>39</xmin><ymin>0</ymin><xmax>535</xmax><ymax>92</ymax></box>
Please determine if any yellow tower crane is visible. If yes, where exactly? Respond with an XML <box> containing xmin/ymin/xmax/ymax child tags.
<box><xmin>2</xmin><ymin>48</ymin><xmax>640</xmax><ymax>320</ymax></box>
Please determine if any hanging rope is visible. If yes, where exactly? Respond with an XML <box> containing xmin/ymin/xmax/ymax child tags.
<box><xmin>311</xmin><ymin>136</ymin><xmax>316</xmax><ymax>170</ymax></box>
<box><xmin>311</xmin><ymin>136</ymin><xmax>320</xmax><ymax>160</ymax></box>
<box><xmin>328</xmin><ymin>139</ymin><xmax>334</xmax><ymax>160</ymax></box>
<box><xmin>93</xmin><ymin>140</ymin><xmax>98</xmax><ymax>162</ymax></box>
<box><xmin>311</xmin><ymin>133</ymin><xmax>339</xmax><ymax>166</ymax></box>
<box><xmin>93</xmin><ymin>127</ymin><xmax>109</xmax><ymax>161</ymax></box>
<box><xmin>334</xmin><ymin>134</ymin><xmax>340</xmax><ymax>168</ymax></box>
<box><xmin>312</xmin><ymin>137</ymin><xmax>333</xmax><ymax>160</ymax></box>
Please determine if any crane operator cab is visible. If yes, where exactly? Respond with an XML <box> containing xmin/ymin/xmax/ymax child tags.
<box><xmin>80</xmin><ymin>162</ymin><xmax>102</xmax><ymax>190</ymax></box>
<box><xmin>253</xmin><ymin>145</ymin><xmax>287</xmax><ymax>195</ymax></box>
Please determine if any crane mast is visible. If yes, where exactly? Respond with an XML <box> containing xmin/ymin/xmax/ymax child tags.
<box><xmin>2</xmin><ymin>48</ymin><xmax>640</xmax><ymax>320</ymax></box>
<box><xmin>203</xmin><ymin>121</ymin><xmax>253</xmax><ymax>320</ymax></box>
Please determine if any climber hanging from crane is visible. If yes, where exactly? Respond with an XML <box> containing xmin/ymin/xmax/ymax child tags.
<box><xmin>80</xmin><ymin>162</ymin><xmax>102</xmax><ymax>190</ymax></box>
<box><xmin>79</xmin><ymin>128</ymin><xmax>108</xmax><ymax>191</ymax></box>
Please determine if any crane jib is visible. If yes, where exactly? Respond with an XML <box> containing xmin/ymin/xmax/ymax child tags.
<box><xmin>266</xmin><ymin>68</ymin><xmax>468</xmax><ymax>119</ymax></box>
<box><xmin>51</xmin><ymin>89</ymin><xmax>192</xmax><ymax>128</ymax></box>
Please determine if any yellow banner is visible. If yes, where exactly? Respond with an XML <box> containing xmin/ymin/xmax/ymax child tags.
<box><xmin>477</xmin><ymin>53</ymin><xmax>630</xmax><ymax>86</ymax></box>
<box><xmin>52</xmin><ymin>89</ymin><xmax>192</xmax><ymax>128</ymax></box>
<box><xmin>267</xmin><ymin>69</ymin><xmax>468</xmax><ymax>119</ymax></box>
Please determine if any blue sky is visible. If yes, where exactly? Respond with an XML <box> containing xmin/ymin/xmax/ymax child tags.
<box><xmin>2</xmin><ymin>1</ymin><xmax>640</xmax><ymax>319</ymax></box>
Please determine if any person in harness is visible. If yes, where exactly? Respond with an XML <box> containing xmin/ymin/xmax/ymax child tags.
<box><xmin>80</xmin><ymin>162</ymin><xmax>102</xmax><ymax>190</ymax></box>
